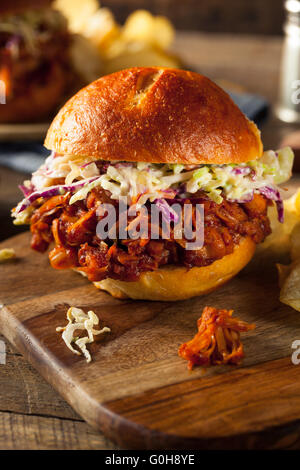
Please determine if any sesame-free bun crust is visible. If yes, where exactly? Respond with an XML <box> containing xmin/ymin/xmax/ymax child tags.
<box><xmin>92</xmin><ymin>237</ymin><xmax>256</xmax><ymax>301</ymax></box>
<box><xmin>0</xmin><ymin>0</ymin><xmax>53</xmax><ymax>16</ymax></box>
<box><xmin>45</xmin><ymin>67</ymin><xmax>263</xmax><ymax>165</ymax></box>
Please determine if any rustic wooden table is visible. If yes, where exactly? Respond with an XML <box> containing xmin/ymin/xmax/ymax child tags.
<box><xmin>0</xmin><ymin>32</ymin><xmax>299</xmax><ymax>450</ymax></box>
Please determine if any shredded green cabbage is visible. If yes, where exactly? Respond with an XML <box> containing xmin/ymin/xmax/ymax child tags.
<box><xmin>69</xmin><ymin>148</ymin><xmax>293</xmax><ymax>206</ymax></box>
<box><xmin>15</xmin><ymin>147</ymin><xmax>294</xmax><ymax>223</ymax></box>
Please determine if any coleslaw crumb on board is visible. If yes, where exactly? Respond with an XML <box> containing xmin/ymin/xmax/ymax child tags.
<box><xmin>0</xmin><ymin>248</ymin><xmax>16</xmax><ymax>263</ymax></box>
<box><xmin>56</xmin><ymin>307</ymin><xmax>111</xmax><ymax>363</ymax></box>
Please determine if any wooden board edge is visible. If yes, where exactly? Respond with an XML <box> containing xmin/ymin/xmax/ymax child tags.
<box><xmin>1</xmin><ymin>302</ymin><xmax>300</xmax><ymax>449</ymax></box>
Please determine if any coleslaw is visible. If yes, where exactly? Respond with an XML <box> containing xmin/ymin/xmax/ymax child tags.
<box><xmin>12</xmin><ymin>147</ymin><xmax>294</xmax><ymax>224</ymax></box>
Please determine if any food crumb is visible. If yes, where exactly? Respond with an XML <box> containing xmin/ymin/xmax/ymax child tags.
<box><xmin>0</xmin><ymin>248</ymin><xmax>16</xmax><ymax>263</ymax></box>
<box><xmin>56</xmin><ymin>306</ymin><xmax>111</xmax><ymax>363</ymax></box>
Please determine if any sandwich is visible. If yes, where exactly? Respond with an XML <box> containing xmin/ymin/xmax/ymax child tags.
<box><xmin>12</xmin><ymin>67</ymin><xmax>294</xmax><ymax>300</ymax></box>
<box><xmin>0</xmin><ymin>0</ymin><xmax>70</xmax><ymax>123</ymax></box>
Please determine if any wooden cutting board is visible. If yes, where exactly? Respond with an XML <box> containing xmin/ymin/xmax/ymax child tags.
<box><xmin>1</xmin><ymin>230</ymin><xmax>300</xmax><ymax>449</ymax></box>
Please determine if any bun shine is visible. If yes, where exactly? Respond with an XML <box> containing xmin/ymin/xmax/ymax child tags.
<box><xmin>45</xmin><ymin>67</ymin><xmax>263</xmax><ymax>165</ymax></box>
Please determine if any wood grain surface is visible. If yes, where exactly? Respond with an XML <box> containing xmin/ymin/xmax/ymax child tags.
<box><xmin>1</xmin><ymin>211</ymin><xmax>300</xmax><ymax>449</ymax></box>
<box><xmin>1</xmin><ymin>32</ymin><xmax>300</xmax><ymax>450</ymax></box>
<box><xmin>0</xmin><ymin>332</ymin><xmax>117</xmax><ymax>449</ymax></box>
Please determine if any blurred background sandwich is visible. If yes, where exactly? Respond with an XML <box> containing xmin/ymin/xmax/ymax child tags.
<box><xmin>0</xmin><ymin>0</ymin><xmax>72</xmax><ymax>123</ymax></box>
<box><xmin>0</xmin><ymin>0</ymin><xmax>181</xmax><ymax>124</ymax></box>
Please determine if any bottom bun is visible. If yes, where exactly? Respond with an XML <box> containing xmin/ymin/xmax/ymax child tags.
<box><xmin>93</xmin><ymin>237</ymin><xmax>256</xmax><ymax>301</ymax></box>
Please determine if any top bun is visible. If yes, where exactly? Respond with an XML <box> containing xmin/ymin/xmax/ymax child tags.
<box><xmin>45</xmin><ymin>67</ymin><xmax>263</xmax><ymax>165</ymax></box>
<box><xmin>0</xmin><ymin>0</ymin><xmax>53</xmax><ymax>16</ymax></box>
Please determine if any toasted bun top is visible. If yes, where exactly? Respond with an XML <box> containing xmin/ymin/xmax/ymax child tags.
<box><xmin>0</xmin><ymin>0</ymin><xmax>53</xmax><ymax>16</ymax></box>
<box><xmin>45</xmin><ymin>67</ymin><xmax>263</xmax><ymax>164</ymax></box>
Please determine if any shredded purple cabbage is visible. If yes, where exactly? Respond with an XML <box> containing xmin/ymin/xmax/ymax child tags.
<box><xmin>155</xmin><ymin>199</ymin><xmax>179</xmax><ymax>224</ymax></box>
<box><xmin>19</xmin><ymin>182</ymin><xmax>35</xmax><ymax>198</ymax></box>
<box><xmin>232</xmin><ymin>166</ymin><xmax>251</xmax><ymax>176</ymax></box>
<box><xmin>259</xmin><ymin>186</ymin><xmax>284</xmax><ymax>222</ymax></box>
<box><xmin>80</xmin><ymin>162</ymin><xmax>94</xmax><ymax>169</ymax></box>
<box><xmin>276</xmin><ymin>198</ymin><xmax>284</xmax><ymax>223</ymax></box>
<box><xmin>15</xmin><ymin>177</ymin><xmax>100</xmax><ymax>215</ymax></box>
<box><xmin>162</xmin><ymin>188</ymin><xmax>178</xmax><ymax>198</ymax></box>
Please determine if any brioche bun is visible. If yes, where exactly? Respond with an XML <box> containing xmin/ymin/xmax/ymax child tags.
<box><xmin>45</xmin><ymin>67</ymin><xmax>263</xmax><ymax>165</ymax></box>
<box><xmin>0</xmin><ymin>0</ymin><xmax>53</xmax><ymax>16</ymax></box>
<box><xmin>91</xmin><ymin>237</ymin><xmax>256</xmax><ymax>301</ymax></box>
<box><xmin>0</xmin><ymin>63</ymin><xmax>67</xmax><ymax>124</ymax></box>
<box><xmin>46</xmin><ymin>68</ymin><xmax>261</xmax><ymax>301</ymax></box>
